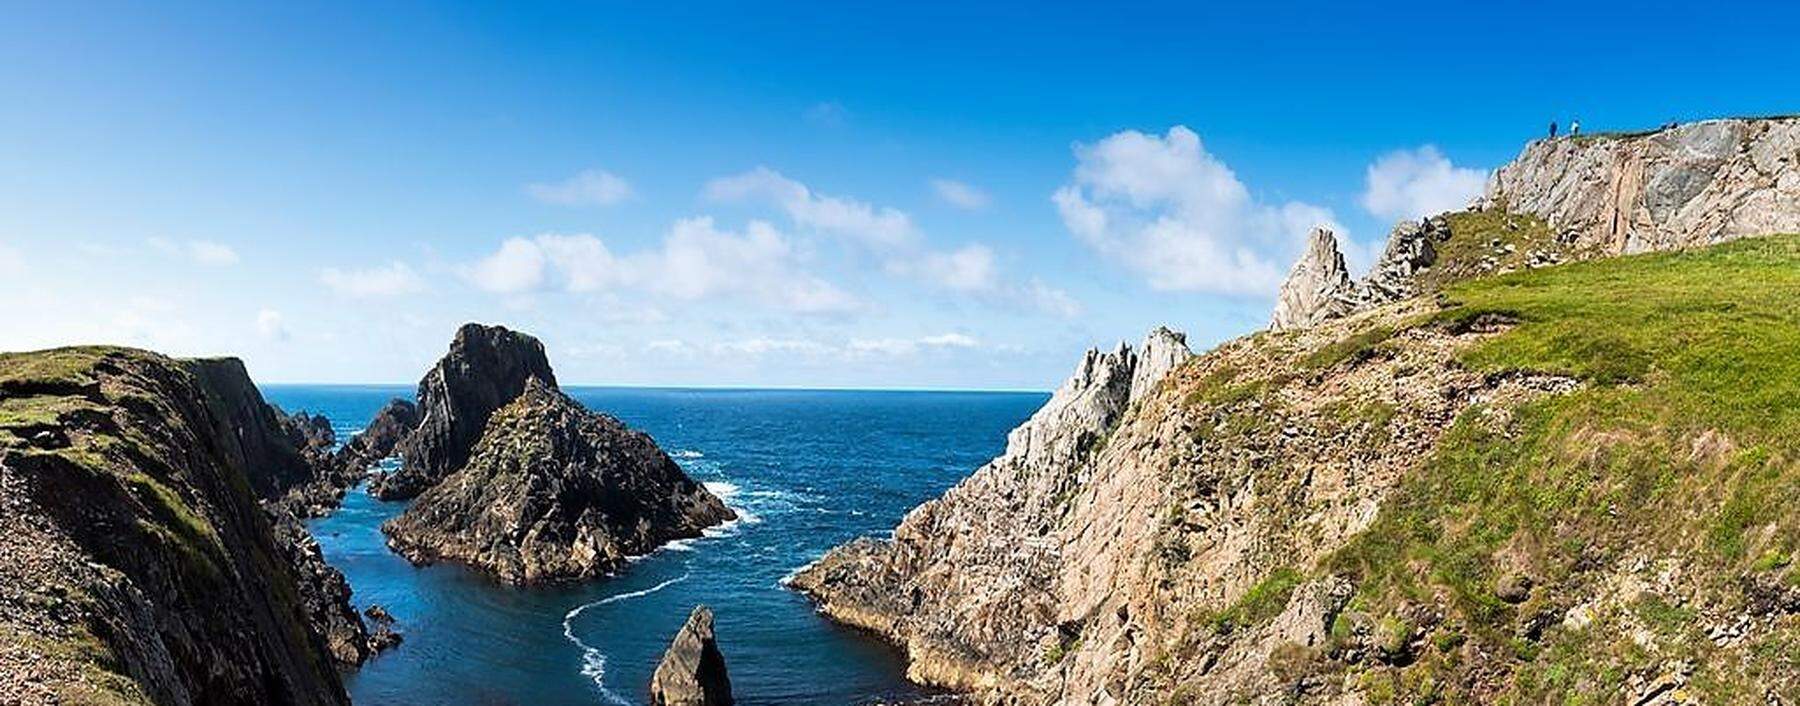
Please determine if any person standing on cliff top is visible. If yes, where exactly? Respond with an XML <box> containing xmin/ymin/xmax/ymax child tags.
<box><xmin>1549</xmin><ymin>121</ymin><xmax>1558</xmax><ymax>139</ymax></box>
<box><xmin>1571</xmin><ymin>119</ymin><xmax>1581</xmax><ymax>136</ymax></box>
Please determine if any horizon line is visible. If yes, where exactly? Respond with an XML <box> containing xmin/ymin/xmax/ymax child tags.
<box><xmin>257</xmin><ymin>381</ymin><xmax>1054</xmax><ymax>395</ymax></box>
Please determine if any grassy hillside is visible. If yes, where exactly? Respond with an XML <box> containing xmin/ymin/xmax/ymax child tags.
<box><xmin>1325</xmin><ymin>234</ymin><xmax>1800</xmax><ymax>701</ymax></box>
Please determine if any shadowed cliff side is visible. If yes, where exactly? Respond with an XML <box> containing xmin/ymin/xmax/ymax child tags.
<box><xmin>372</xmin><ymin>323</ymin><xmax>555</xmax><ymax>500</ymax></box>
<box><xmin>0</xmin><ymin>347</ymin><xmax>348</xmax><ymax>705</ymax></box>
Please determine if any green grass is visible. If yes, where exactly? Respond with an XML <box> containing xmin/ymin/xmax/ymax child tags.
<box><xmin>1414</xmin><ymin>210</ymin><xmax>1574</xmax><ymax>293</ymax></box>
<box><xmin>1323</xmin><ymin>233</ymin><xmax>1800</xmax><ymax>700</ymax></box>
<box><xmin>1194</xmin><ymin>567</ymin><xmax>1305</xmax><ymax>635</ymax></box>
<box><xmin>1300</xmin><ymin>324</ymin><xmax>1397</xmax><ymax>371</ymax></box>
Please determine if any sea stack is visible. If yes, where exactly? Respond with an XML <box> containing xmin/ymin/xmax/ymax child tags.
<box><xmin>372</xmin><ymin>323</ymin><xmax>555</xmax><ymax>500</ymax></box>
<box><xmin>380</xmin><ymin>327</ymin><xmax>733</xmax><ymax>584</ymax></box>
<box><xmin>650</xmin><ymin>606</ymin><xmax>734</xmax><ymax>706</ymax></box>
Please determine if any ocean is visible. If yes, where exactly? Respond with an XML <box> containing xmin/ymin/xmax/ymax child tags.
<box><xmin>261</xmin><ymin>385</ymin><xmax>1047</xmax><ymax>706</ymax></box>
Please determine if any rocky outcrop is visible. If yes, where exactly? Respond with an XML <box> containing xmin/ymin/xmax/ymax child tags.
<box><xmin>650</xmin><ymin>606</ymin><xmax>734</xmax><ymax>706</ymax></box>
<box><xmin>1278</xmin><ymin>117</ymin><xmax>1800</xmax><ymax>333</ymax></box>
<box><xmin>269</xmin><ymin>508</ymin><xmax>373</xmax><ymax>666</ymax></box>
<box><xmin>1270</xmin><ymin>219</ymin><xmax>1453</xmax><ymax>331</ymax></box>
<box><xmin>381</xmin><ymin>379</ymin><xmax>733</xmax><ymax>584</ymax></box>
<box><xmin>790</xmin><ymin>327</ymin><xmax>1193</xmax><ymax>693</ymax></box>
<box><xmin>0</xmin><ymin>347</ymin><xmax>348</xmax><ymax>705</ymax></box>
<box><xmin>334</xmin><ymin>398</ymin><xmax>417</xmax><ymax>477</ymax></box>
<box><xmin>1270</xmin><ymin>227</ymin><xmax>1356</xmax><ymax>331</ymax></box>
<box><xmin>794</xmin><ymin>302</ymin><xmax>1584</xmax><ymax>703</ymax></box>
<box><xmin>1486</xmin><ymin>117</ymin><xmax>1800</xmax><ymax>254</ymax></box>
<box><xmin>372</xmin><ymin>324</ymin><xmax>555</xmax><ymax>500</ymax></box>
<box><xmin>275</xmin><ymin>408</ymin><xmax>335</xmax><ymax>458</ymax></box>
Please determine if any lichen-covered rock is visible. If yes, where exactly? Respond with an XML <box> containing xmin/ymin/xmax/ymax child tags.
<box><xmin>0</xmin><ymin>347</ymin><xmax>348</xmax><ymax>705</ymax></box>
<box><xmin>373</xmin><ymin>323</ymin><xmax>556</xmax><ymax>500</ymax></box>
<box><xmin>381</xmin><ymin>379</ymin><xmax>733</xmax><ymax>584</ymax></box>
<box><xmin>650</xmin><ymin>606</ymin><xmax>733</xmax><ymax>706</ymax></box>
<box><xmin>1486</xmin><ymin>117</ymin><xmax>1800</xmax><ymax>253</ymax></box>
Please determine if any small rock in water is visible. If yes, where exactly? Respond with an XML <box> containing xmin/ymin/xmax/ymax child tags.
<box><xmin>651</xmin><ymin>606</ymin><xmax>733</xmax><ymax>706</ymax></box>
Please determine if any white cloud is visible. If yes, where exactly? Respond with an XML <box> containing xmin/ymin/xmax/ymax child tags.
<box><xmin>650</xmin><ymin>218</ymin><xmax>860</xmax><ymax>314</ymax></box>
<box><xmin>319</xmin><ymin>262</ymin><xmax>427</xmax><ymax>297</ymax></box>
<box><xmin>1024</xmin><ymin>279</ymin><xmax>1083</xmax><ymax>319</ymax></box>
<box><xmin>652</xmin><ymin>333</ymin><xmax>989</xmax><ymax>359</ymax></box>
<box><xmin>463</xmin><ymin>219</ymin><xmax>860</xmax><ymax>315</ymax></box>
<box><xmin>149</xmin><ymin>237</ymin><xmax>239</xmax><ymax>266</ymax></box>
<box><xmin>1053</xmin><ymin>125</ymin><xmax>1339</xmax><ymax>296</ymax></box>
<box><xmin>930</xmin><ymin>178</ymin><xmax>990</xmax><ymax>210</ymax></box>
<box><xmin>803</xmin><ymin>101</ymin><xmax>849</xmax><ymax>127</ymax></box>
<box><xmin>895</xmin><ymin>244</ymin><xmax>997</xmax><ymax>292</ymax></box>
<box><xmin>705</xmin><ymin>168</ymin><xmax>1076</xmax><ymax>315</ymax></box>
<box><xmin>848</xmin><ymin>333</ymin><xmax>981</xmax><ymax>357</ymax></box>
<box><xmin>525</xmin><ymin>169</ymin><xmax>635</xmax><ymax>207</ymax></box>
<box><xmin>255</xmin><ymin>309</ymin><xmax>289</xmax><ymax>341</ymax></box>
<box><xmin>1360</xmin><ymin>146</ymin><xmax>1487</xmax><ymax>222</ymax></box>
<box><xmin>466</xmin><ymin>238</ymin><xmax>549</xmax><ymax>293</ymax></box>
<box><xmin>706</xmin><ymin>167</ymin><xmax>918</xmax><ymax>250</ymax></box>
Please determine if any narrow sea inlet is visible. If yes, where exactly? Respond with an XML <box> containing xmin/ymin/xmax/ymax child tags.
<box><xmin>263</xmin><ymin>385</ymin><xmax>1045</xmax><ymax>705</ymax></box>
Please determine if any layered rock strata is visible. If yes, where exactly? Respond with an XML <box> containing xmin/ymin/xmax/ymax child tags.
<box><xmin>1486</xmin><ymin>117</ymin><xmax>1800</xmax><ymax>254</ymax></box>
<box><xmin>373</xmin><ymin>323</ymin><xmax>556</xmax><ymax>500</ymax></box>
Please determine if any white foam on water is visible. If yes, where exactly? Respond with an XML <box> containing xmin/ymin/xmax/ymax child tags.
<box><xmin>671</xmin><ymin>449</ymin><xmax>705</xmax><ymax>459</ymax></box>
<box><xmin>562</xmin><ymin>571</ymin><xmax>692</xmax><ymax>705</ymax></box>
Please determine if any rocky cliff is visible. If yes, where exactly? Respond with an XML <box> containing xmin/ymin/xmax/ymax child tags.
<box><xmin>1277</xmin><ymin>117</ymin><xmax>1800</xmax><ymax>333</ymax></box>
<box><xmin>790</xmin><ymin>328</ymin><xmax>1193</xmax><ymax>693</ymax></box>
<box><xmin>795</xmin><ymin>119</ymin><xmax>1800</xmax><ymax>704</ymax></box>
<box><xmin>381</xmin><ymin>378</ymin><xmax>734</xmax><ymax>584</ymax></box>
<box><xmin>650</xmin><ymin>606</ymin><xmax>734</xmax><ymax>706</ymax></box>
<box><xmin>1487</xmin><ymin>116</ymin><xmax>1800</xmax><ymax>254</ymax></box>
<box><xmin>373</xmin><ymin>323</ymin><xmax>555</xmax><ymax>500</ymax></box>
<box><xmin>0</xmin><ymin>347</ymin><xmax>349</xmax><ymax>704</ymax></box>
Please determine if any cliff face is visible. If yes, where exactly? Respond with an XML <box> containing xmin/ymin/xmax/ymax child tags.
<box><xmin>381</xmin><ymin>379</ymin><xmax>734</xmax><ymax>584</ymax></box>
<box><xmin>0</xmin><ymin>347</ymin><xmax>348</xmax><ymax>705</ymax></box>
<box><xmin>790</xmin><ymin>328</ymin><xmax>1195</xmax><ymax>693</ymax></box>
<box><xmin>375</xmin><ymin>323</ymin><xmax>556</xmax><ymax>500</ymax></box>
<box><xmin>1487</xmin><ymin>117</ymin><xmax>1800</xmax><ymax>254</ymax></box>
<box><xmin>797</xmin><ymin>120</ymin><xmax>1800</xmax><ymax>704</ymax></box>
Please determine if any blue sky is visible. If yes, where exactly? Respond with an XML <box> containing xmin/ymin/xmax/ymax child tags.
<box><xmin>3</xmin><ymin>1</ymin><xmax>1796</xmax><ymax>388</ymax></box>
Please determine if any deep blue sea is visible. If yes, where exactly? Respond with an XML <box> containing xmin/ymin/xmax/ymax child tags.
<box><xmin>260</xmin><ymin>385</ymin><xmax>1046</xmax><ymax>706</ymax></box>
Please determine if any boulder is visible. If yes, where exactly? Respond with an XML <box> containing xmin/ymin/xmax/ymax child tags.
<box><xmin>373</xmin><ymin>324</ymin><xmax>556</xmax><ymax>500</ymax></box>
<box><xmin>650</xmin><ymin>606</ymin><xmax>733</xmax><ymax>706</ymax></box>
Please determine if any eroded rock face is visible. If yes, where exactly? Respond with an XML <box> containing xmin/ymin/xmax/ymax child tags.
<box><xmin>790</xmin><ymin>327</ymin><xmax>1193</xmax><ymax>693</ymax></box>
<box><xmin>1270</xmin><ymin>219</ymin><xmax>1453</xmax><ymax>331</ymax></box>
<box><xmin>1486</xmin><ymin>117</ymin><xmax>1800</xmax><ymax>253</ymax></box>
<box><xmin>650</xmin><ymin>606</ymin><xmax>734</xmax><ymax>706</ymax></box>
<box><xmin>1270</xmin><ymin>227</ymin><xmax>1356</xmax><ymax>331</ymax></box>
<box><xmin>792</xmin><ymin>309</ymin><xmax>1583</xmax><ymax>703</ymax></box>
<box><xmin>0</xmin><ymin>347</ymin><xmax>348</xmax><ymax>705</ymax></box>
<box><xmin>381</xmin><ymin>379</ymin><xmax>733</xmax><ymax>584</ymax></box>
<box><xmin>374</xmin><ymin>324</ymin><xmax>556</xmax><ymax>500</ymax></box>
